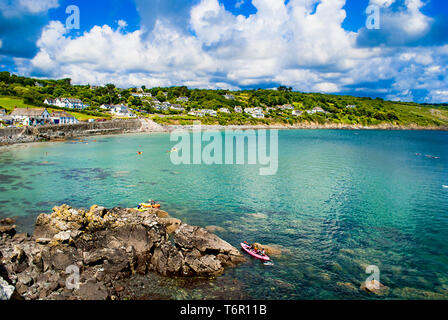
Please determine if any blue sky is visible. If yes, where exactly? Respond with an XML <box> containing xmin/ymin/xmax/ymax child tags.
<box><xmin>0</xmin><ymin>0</ymin><xmax>447</xmax><ymax>102</ymax></box>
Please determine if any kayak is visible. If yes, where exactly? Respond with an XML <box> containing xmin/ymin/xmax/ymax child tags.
<box><xmin>240</xmin><ymin>243</ymin><xmax>270</xmax><ymax>261</ymax></box>
<box><xmin>139</xmin><ymin>203</ymin><xmax>161</xmax><ymax>209</ymax></box>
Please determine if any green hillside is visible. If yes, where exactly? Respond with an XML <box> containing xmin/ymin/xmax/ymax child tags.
<box><xmin>1</xmin><ymin>71</ymin><xmax>448</xmax><ymax>127</ymax></box>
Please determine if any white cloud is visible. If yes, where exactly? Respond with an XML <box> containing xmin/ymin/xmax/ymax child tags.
<box><xmin>13</xmin><ymin>0</ymin><xmax>448</xmax><ymax>102</ymax></box>
<box><xmin>0</xmin><ymin>0</ymin><xmax>59</xmax><ymax>17</ymax></box>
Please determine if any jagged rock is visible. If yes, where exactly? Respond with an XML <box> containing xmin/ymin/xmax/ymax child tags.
<box><xmin>0</xmin><ymin>218</ymin><xmax>15</xmax><ymax>226</ymax></box>
<box><xmin>0</xmin><ymin>204</ymin><xmax>244</xmax><ymax>300</ymax></box>
<box><xmin>150</xmin><ymin>242</ymin><xmax>183</xmax><ymax>276</ymax></box>
<box><xmin>53</xmin><ymin>231</ymin><xmax>71</xmax><ymax>243</ymax></box>
<box><xmin>174</xmin><ymin>224</ymin><xmax>244</xmax><ymax>267</ymax></box>
<box><xmin>0</xmin><ymin>276</ymin><xmax>15</xmax><ymax>300</ymax></box>
<box><xmin>74</xmin><ymin>280</ymin><xmax>109</xmax><ymax>300</ymax></box>
<box><xmin>158</xmin><ymin>218</ymin><xmax>181</xmax><ymax>234</ymax></box>
<box><xmin>0</xmin><ymin>225</ymin><xmax>16</xmax><ymax>237</ymax></box>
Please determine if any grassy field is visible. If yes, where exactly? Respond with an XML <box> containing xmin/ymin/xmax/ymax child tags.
<box><xmin>0</xmin><ymin>96</ymin><xmax>104</xmax><ymax>121</ymax></box>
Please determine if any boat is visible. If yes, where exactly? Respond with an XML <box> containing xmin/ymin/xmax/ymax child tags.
<box><xmin>139</xmin><ymin>203</ymin><xmax>161</xmax><ymax>209</ymax></box>
<box><xmin>240</xmin><ymin>242</ymin><xmax>270</xmax><ymax>261</ymax></box>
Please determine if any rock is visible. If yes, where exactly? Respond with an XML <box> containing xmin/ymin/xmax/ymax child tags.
<box><xmin>74</xmin><ymin>281</ymin><xmax>109</xmax><ymax>300</ymax></box>
<box><xmin>0</xmin><ymin>276</ymin><xmax>15</xmax><ymax>300</ymax></box>
<box><xmin>158</xmin><ymin>218</ymin><xmax>181</xmax><ymax>234</ymax></box>
<box><xmin>0</xmin><ymin>203</ymin><xmax>244</xmax><ymax>300</ymax></box>
<box><xmin>150</xmin><ymin>243</ymin><xmax>183</xmax><ymax>276</ymax></box>
<box><xmin>53</xmin><ymin>231</ymin><xmax>71</xmax><ymax>243</ymax></box>
<box><xmin>184</xmin><ymin>253</ymin><xmax>224</xmax><ymax>276</ymax></box>
<box><xmin>36</xmin><ymin>238</ymin><xmax>51</xmax><ymax>244</ymax></box>
<box><xmin>0</xmin><ymin>218</ymin><xmax>15</xmax><ymax>225</ymax></box>
<box><xmin>205</xmin><ymin>226</ymin><xmax>225</xmax><ymax>233</ymax></box>
<box><xmin>0</xmin><ymin>225</ymin><xmax>16</xmax><ymax>237</ymax></box>
<box><xmin>360</xmin><ymin>280</ymin><xmax>389</xmax><ymax>296</ymax></box>
<box><xmin>337</xmin><ymin>282</ymin><xmax>358</xmax><ymax>292</ymax></box>
<box><xmin>17</xmin><ymin>273</ymin><xmax>33</xmax><ymax>286</ymax></box>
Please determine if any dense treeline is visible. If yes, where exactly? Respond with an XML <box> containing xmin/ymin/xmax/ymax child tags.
<box><xmin>1</xmin><ymin>71</ymin><xmax>447</xmax><ymax>127</ymax></box>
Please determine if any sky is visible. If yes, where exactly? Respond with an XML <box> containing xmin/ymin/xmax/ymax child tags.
<box><xmin>0</xmin><ymin>0</ymin><xmax>447</xmax><ymax>103</ymax></box>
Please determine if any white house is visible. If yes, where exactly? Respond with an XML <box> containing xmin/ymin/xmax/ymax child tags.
<box><xmin>10</xmin><ymin>108</ymin><xmax>51</xmax><ymax>126</ymax></box>
<box><xmin>111</xmin><ymin>105</ymin><xmax>135</xmax><ymax>117</ymax></box>
<box><xmin>223</xmin><ymin>94</ymin><xmax>235</xmax><ymax>100</ymax></box>
<box><xmin>100</xmin><ymin>104</ymin><xmax>113</xmax><ymax>110</ymax></box>
<box><xmin>45</xmin><ymin>98</ymin><xmax>88</xmax><ymax>109</ymax></box>
<box><xmin>170</xmin><ymin>104</ymin><xmax>185</xmax><ymax>112</ymax></box>
<box><xmin>218</xmin><ymin>107</ymin><xmax>230</xmax><ymax>114</ymax></box>
<box><xmin>51</xmin><ymin>111</ymin><xmax>79</xmax><ymax>124</ymax></box>
<box><xmin>176</xmin><ymin>96</ymin><xmax>189</xmax><ymax>103</ymax></box>
<box><xmin>306</xmin><ymin>107</ymin><xmax>327</xmax><ymax>114</ymax></box>
<box><xmin>252</xmin><ymin>113</ymin><xmax>265</xmax><ymax>119</ymax></box>
<box><xmin>292</xmin><ymin>110</ymin><xmax>303</xmax><ymax>116</ymax></box>
<box><xmin>188</xmin><ymin>110</ymin><xmax>206</xmax><ymax>117</ymax></box>
<box><xmin>278</xmin><ymin>104</ymin><xmax>294</xmax><ymax>110</ymax></box>
<box><xmin>131</xmin><ymin>92</ymin><xmax>152</xmax><ymax>98</ymax></box>
<box><xmin>346</xmin><ymin>105</ymin><xmax>357</xmax><ymax>109</ymax></box>
<box><xmin>203</xmin><ymin>109</ymin><xmax>217</xmax><ymax>116</ymax></box>
<box><xmin>234</xmin><ymin>106</ymin><xmax>243</xmax><ymax>113</ymax></box>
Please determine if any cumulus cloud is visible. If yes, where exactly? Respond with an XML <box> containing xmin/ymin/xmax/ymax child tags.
<box><xmin>10</xmin><ymin>0</ymin><xmax>448</xmax><ymax>102</ymax></box>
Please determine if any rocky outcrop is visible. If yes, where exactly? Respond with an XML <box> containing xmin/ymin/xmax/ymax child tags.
<box><xmin>0</xmin><ymin>204</ymin><xmax>244</xmax><ymax>300</ymax></box>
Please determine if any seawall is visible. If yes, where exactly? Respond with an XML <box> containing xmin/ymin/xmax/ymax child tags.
<box><xmin>0</xmin><ymin>119</ymin><xmax>146</xmax><ymax>145</ymax></box>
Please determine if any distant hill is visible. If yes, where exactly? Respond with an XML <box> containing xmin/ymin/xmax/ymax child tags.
<box><xmin>1</xmin><ymin>71</ymin><xmax>448</xmax><ymax>127</ymax></box>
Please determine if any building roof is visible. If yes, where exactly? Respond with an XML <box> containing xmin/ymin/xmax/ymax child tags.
<box><xmin>10</xmin><ymin>108</ymin><xmax>48</xmax><ymax>117</ymax></box>
<box><xmin>51</xmin><ymin>111</ymin><xmax>73</xmax><ymax>118</ymax></box>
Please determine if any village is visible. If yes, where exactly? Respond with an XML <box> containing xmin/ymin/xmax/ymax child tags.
<box><xmin>0</xmin><ymin>90</ymin><xmax>346</xmax><ymax>128</ymax></box>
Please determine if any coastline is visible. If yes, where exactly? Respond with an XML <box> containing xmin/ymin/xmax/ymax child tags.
<box><xmin>1</xmin><ymin>119</ymin><xmax>448</xmax><ymax>149</ymax></box>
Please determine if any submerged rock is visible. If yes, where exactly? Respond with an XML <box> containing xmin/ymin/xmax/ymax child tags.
<box><xmin>360</xmin><ymin>280</ymin><xmax>390</xmax><ymax>296</ymax></box>
<box><xmin>0</xmin><ymin>204</ymin><xmax>244</xmax><ymax>300</ymax></box>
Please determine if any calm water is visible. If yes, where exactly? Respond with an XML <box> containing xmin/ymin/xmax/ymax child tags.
<box><xmin>1</xmin><ymin>130</ymin><xmax>448</xmax><ymax>300</ymax></box>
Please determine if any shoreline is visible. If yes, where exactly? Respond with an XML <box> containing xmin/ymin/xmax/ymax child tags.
<box><xmin>1</xmin><ymin>120</ymin><xmax>448</xmax><ymax>149</ymax></box>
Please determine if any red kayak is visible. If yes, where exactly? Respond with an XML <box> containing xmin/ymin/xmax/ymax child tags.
<box><xmin>240</xmin><ymin>243</ymin><xmax>270</xmax><ymax>261</ymax></box>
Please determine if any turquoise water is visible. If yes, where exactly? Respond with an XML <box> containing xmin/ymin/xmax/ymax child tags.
<box><xmin>1</xmin><ymin>130</ymin><xmax>448</xmax><ymax>299</ymax></box>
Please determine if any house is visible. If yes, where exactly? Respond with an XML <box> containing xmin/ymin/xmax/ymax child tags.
<box><xmin>244</xmin><ymin>107</ymin><xmax>255</xmax><ymax>114</ymax></box>
<box><xmin>176</xmin><ymin>96</ymin><xmax>189</xmax><ymax>103</ymax></box>
<box><xmin>278</xmin><ymin>104</ymin><xmax>294</xmax><ymax>110</ymax></box>
<box><xmin>346</xmin><ymin>105</ymin><xmax>357</xmax><ymax>109</ymax></box>
<box><xmin>111</xmin><ymin>105</ymin><xmax>135</xmax><ymax>117</ymax></box>
<box><xmin>223</xmin><ymin>94</ymin><xmax>235</xmax><ymax>100</ymax></box>
<box><xmin>203</xmin><ymin>109</ymin><xmax>217</xmax><ymax>116</ymax></box>
<box><xmin>100</xmin><ymin>104</ymin><xmax>113</xmax><ymax>110</ymax></box>
<box><xmin>51</xmin><ymin>111</ymin><xmax>79</xmax><ymax>124</ymax></box>
<box><xmin>154</xmin><ymin>104</ymin><xmax>169</xmax><ymax>111</ymax></box>
<box><xmin>45</xmin><ymin>98</ymin><xmax>88</xmax><ymax>110</ymax></box>
<box><xmin>131</xmin><ymin>92</ymin><xmax>152</xmax><ymax>98</ymax></box>
<box><xmin>218</xmin><ymin>107</ymin><xmax>230</xmax><ymax>114</ymax></box>
<box><xmin>306</xmin><ymin>107</ymin><xmax>327</xmax><ymax>114</ymax></box>
<box><xmin>0</xmin><ymin>109</ymin><xmax>5</xmax><ymax>116</ymax></box>
<box><xmin>266</xmin><ymin>107</ymin><xmax>277</xmax><ymax>112</ymax></box>
<box><xmin>188</xmin><ymin>110</ymin><xmax>206</xmax><ymax>117</ymax></box>
<box><xmin>292</xmin><ymin>110</ymin><xmax>303</xmax><ymax>116</ymax></box>
<box><xmin>234</xmin><ymin>106</ymin><xmax>243</xmax><ymax>113</ymax></box>
<box><xmin>252</xmin><ymin>113</ymin><xmax>265</xmax><ymax>119</ymax></box>
<box><xmin>170</xmin><ymin>104</ymin><xmax>185</xmax><ymax>112</ymax></box>
<box><xmin>10</xmin><ymin>108</ymin><xmax>51</xmax><ymax>126</ymax></box>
